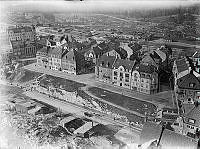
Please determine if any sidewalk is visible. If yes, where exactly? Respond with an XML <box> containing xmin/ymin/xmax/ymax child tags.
<box><xmin>24</xmin><ymin>63</ymin><xmax>172</xmax><ymax>108</ymax></box>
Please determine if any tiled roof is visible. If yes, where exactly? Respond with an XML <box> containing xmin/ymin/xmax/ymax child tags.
<box><xmin>175</xmin><ymin>58</ymin><xmax>190</xmax><ymax>73</ymax></box>
<box><xmin>48</xmin><ymin>46</ymin><xmax>63</xmax><ymax>58</ymax></box>
<box><xmin>177</xmin><ymin>73</ymin><xmax>200</xmax><ymax>90</ymax></box>
<box><xmin>113</xmin><ymin>58</ymin><xmax>135</xmax><ymax>71</ymax></box>
<box><xmin>135</xmin><ymin>63</ymin><xmax>157</xmax><ymax>74</ymax></box>
<box><xmin>139</xmin><ymin>122</ymin><xmax>198</xmax><ymax>149</ymax></box>
<box><xmin>185</xmin><ymin>106</ymin><xmax>200</xmax><ymax>127</ymax></box>
<box><xmin>96</xmin><ymin>55</ymin><xmax>116</xmax><ymax>69</ymax></box>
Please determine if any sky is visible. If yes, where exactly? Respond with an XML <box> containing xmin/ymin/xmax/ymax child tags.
<box><xmin>1</xmin><ymin>0</ymin><xmax>199</xmax><ymax>13</ymax></box>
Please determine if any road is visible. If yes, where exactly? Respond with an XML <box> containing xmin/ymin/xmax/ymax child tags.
<box><xmin>24</xmin><ymin>63</ymin><xmax>171</xmax><ymax>109</ymax></box>
<box><xmin>24</xmin><ymin>90</ymin><xmax>142</xmax><ymax>133</ymax></box>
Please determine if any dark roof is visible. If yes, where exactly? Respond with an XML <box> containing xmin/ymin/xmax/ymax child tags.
<box><xmin>113</xmin><ymin>58</ymin><xmax>135</xmax><ymax>71</ymax></box>
<box><xmin>177</xmin><ymin>72</ymin><xmax>200</xmax><ymax>90</ymax></box>
<box><xmin>175</xmin><ymin>58</ymin><xmax>190</xmax><ymax>73</ymax></box>
<box><xmin>135</xmin><ymin>63</ymin><xmax>157</xmax><ymax>74</ymax></box>
<box><xmin>96</xmin><ymin>55</ymin><xmax>116</xmax><ymax>69</ymax></box>
<box><xmin>62</xmin><ymin>49</ymin><xmax>84</xmax><ymax>63</ymax></box>
<box><xmin>139</xmin><ymin>122</ymin><xmax>198</xmax><ymax>149</ymax></box>
<box><xmin>185</xmin><ymin>106</ymin><xmax>200</xmax><ymax>127</ymax></box>
<box><xmin>48</xmin><ymin>46</ymin><xmax>64</xmax><ymax>58</ymax></box>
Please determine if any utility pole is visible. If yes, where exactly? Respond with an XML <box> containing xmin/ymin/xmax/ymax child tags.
<box><xmin>157</xmin><ymin>125</ymin><xmax>165</xmax><ymax>147</ymax></box>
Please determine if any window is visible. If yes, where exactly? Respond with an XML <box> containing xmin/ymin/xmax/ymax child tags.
<box><xmin>189</xmin><ymin>83</ymin><xmax>195</xmax><ymax>87</ymax></box>
<box><xmin>114</xmin><ymin>71</ymin><xmax>117</xmax><ymax>76</ymax></box>
<box><xmin>141</xmin><ymin>84</ymin><xmax>144</xmax><ymax>87</ymax></box>
<box><xmin>120</xmin><ymin>72</ymin><xmax>123</xmax><ymax>77</ymax></box>
<box><xmin>141</xmin><ymin>79</ymin><xmax>144</xmax><ymax>82</ymax></box>
<box><xmin>114</xmin><ymin>77</ymin><xmax>117</xmax><ymax>80</ymax></box>
<box><xmin>141</xmin><ymin>73</ymin><xmax>145</xmax><ymax>78</ymax></box>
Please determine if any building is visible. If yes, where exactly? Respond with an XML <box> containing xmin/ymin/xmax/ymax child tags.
<box><xmin>131</xmin><ymin>63</ymin><xmax>158</xmax><ymax>94</ymax></box>
<box><xmin>7</xmin><ymin>26</ymin><xmax>36</xmax><ymax>41</ymax></box>
<box><xmin>61</xmin><ymin>48</ymin><xmax>85</xmax><ymax>75</ymax></box>
<box><xmin>95</xmin><ymin>55</ymin><xmax>116</xmax><ymax>83</ymax></box>
<box><xmin>176</xmin><ymin>72</ymin><xmax>200</xmax><ymax>114</ymax></box>
<box><xmin>183</xmin><ymin>105</ymin><xmax>200</xmax><ymax>139</ymax></box>
<box><xmin>173</xmin><ymin>57</ymin><xmax>192</xmax><ymax>87</ymax></box>
<box><xmin>139</xmin><ymin>122</ymin><xmax>198</xmax><ymax>149</ymax></box>
<box><xmin>192</xmin><ymin>51</ymin><xmax>200</xmax><ymax>73</ymax></box>
<box><xmin>48</xmin><ymin>46</ymin><xmax>63</xmax><ymax>71</ymax></box>
<box><xmin>11</xmin><ymin>40</ymin><xmax>37</xmax><ymax>59</ymax></box>
<box><xmin>84</xmin><ymin>41</ymin><xmax>108</xmax><ymax>64</ymax></box>
<box><xmin>112</xmin><ymin>58</ymin><xmax>135</xmax><ymax>89</ymax></box>
<box><xmin>36</xmin><ymin>47</ymin><xmax>49</xmax><ymax>68</ymax></box>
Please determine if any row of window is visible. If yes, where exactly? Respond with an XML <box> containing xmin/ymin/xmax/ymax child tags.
<box><xmin>187</xmin><ymin>125</ymin><xmax>195</xmax><ymax>129</ymax></box>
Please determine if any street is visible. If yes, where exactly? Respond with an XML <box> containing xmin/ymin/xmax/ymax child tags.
<box><xmin>24</xmin><ymin>63</ymin><xmax>172</xmax><ymax>109</ymax></box>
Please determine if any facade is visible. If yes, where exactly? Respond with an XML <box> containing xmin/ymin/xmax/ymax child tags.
<box><xmin>112</xmin><ymin>58</ymin><xmax>135</xmax><ymax>89</ymax></box>
<box><xmin>36</xmin><ymin>47</ymin><xmax>49</xmax><ymax>68</ymax></box>
<box><xmin>7</xmin><ymin>26</ymin><xmax>36</xmax><ymax>41</ymax></box>
<box><xmin>61</xmin><ymin>49</ymin><xmax>85</xmax><ymax>75</ymax></box>
<box><xmin>11</xmin><ymin>40</ymin><xmax>37</xmax><ymax>59</ymax></box>
<box><xmin>95</xmin><ymin>55</ymin><xmax>116</xmax><ymax>83</ymax></box>
<box><xmin>48</xmin><ymin>46</ymin><xmax>63</xmax><ymax>71</ymax></box>
<box><xmin>131</xmin><ymin>64</ymin><xmax>158</xmax><ymax>94</ymax></box>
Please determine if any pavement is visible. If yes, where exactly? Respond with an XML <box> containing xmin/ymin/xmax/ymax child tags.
<box><xmin>23</xmin><ymin>63</ymin><xmax>173</xmax><ymax>108</ymax></box>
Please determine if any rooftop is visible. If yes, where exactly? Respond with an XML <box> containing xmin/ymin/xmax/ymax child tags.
<box><xmin>139</xmin><ymin>122</ymin><xmax>198</xmax><ymax>149</ymax></box>
<box><xmin>177</xmin><ymin>72</ymin><xmax>200</xmax><ymax>90</ymax></box>
<box><xmin>96</xmin><ymin>55</ymin><xmax>116</xmax><ymax>69</ymax></box>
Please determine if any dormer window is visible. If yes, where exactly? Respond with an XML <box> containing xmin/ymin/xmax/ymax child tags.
<box><xmin>189</xmin><ymin>83</ymin><xmax>195</xmax><ymax>87</ymax></box>
<box><xmin>188</xmin><ymin>119</ymin><xmax>195</xmax><ymax>124</ymax></box>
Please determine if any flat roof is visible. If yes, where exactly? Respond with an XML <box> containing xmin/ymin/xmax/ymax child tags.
<box><xmin>74</xmin><ymin>122</ymin><xmax>98</xmax><ymax>134</ymax></box>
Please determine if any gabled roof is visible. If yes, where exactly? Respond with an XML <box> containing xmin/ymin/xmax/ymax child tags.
<box><xmin>175</xmin><ymin>58</ymin><xmax>190</xmax><ymax>74</ymax></box>
<box><xmin>139</xmin><ymin>122</ymin><xmax>198</xmax><ymax>149</ymax></box>
<box><xmin>62</xmin><ymin>49</ymin><xmax>84</xmax><ymax>63</ymax></box>
<box><xmin>113</xmin><ymin>58</ymin><xmax>135</xmax><ymax>71</ymax></box>
<box><xmin>135</xmin><ymin>63</ymin><xmax>157</xmax><ymax>74</ymax></box>
<box><xmin>177</xmin><ymin>72</ymin><xmax>200</xmax><ymax>90</ymax></box>
<box><xmin>141</xmin><ymin>54</ymin><xmax>158</xmax><ymax>68</ymax></box>
<box><xmin>96</xmin><ymin>55</ymin><xmax>116</xmax><ymax>69</ymax></box>
<box><xmin>185</xmin><ymin>105</ymin><xmax>200</xmax><ymax>127</ymax></box>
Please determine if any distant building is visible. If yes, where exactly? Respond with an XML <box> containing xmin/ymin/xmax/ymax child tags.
<box><xmin>131</xmin><ymin>63</ymin><xmax>158</xmax><ymax>94</ymax></box>
<box><xmin>7</xmin><ymin>26</ymin><xmax>36</xmax><ymax>42</ymax></box>
<box><xmin>95</xmin><ymin>55</ymin><xmax>116</xmax><ymax>83</ymax></box>
<box><xmin>10</xmin><ymin>40</ymin><xmax>37</xmax><ymax>59</ymax></box>
<box><xmin>112</xmin><ymin>58</ymin><xmax>135</xmax><ymax>89</ymax></box>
